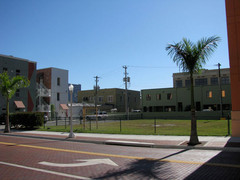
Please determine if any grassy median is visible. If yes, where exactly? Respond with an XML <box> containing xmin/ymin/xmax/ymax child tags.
<box><xmin>37</xmin><ymin>119</ymin><xmax>231</xmax><ymax>136</ymax></box>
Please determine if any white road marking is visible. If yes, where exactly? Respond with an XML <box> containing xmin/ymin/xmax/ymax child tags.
<box><xmin>39</xmin><ymin>158</ymin><xmax>118</xmax><ymax>167</ymax></box>
<box><xmin>0</xmin><ymin>161</ymin><xmax>90</xmax><ymax>180</ymax></box>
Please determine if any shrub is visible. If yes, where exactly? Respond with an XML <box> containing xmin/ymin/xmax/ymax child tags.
<box><xmin>10</xmin><ymin>112</ymin><xmax>44</xmax><ymax>129</ymax></box>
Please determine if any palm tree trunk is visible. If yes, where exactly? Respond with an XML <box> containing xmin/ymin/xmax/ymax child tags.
<box><xmin>4</xmin><ymin>97</ymin><xmax>10</xmax><ymax>133</ymax></box>
<box><xmin>188</xmin><ymin>73</ymin><xmax>200</xmax><ymax>145</ymax></box>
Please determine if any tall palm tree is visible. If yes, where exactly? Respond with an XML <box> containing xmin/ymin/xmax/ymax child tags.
<box><xmin>0</xmin><ymin>72</ymin><xmax>30</xmax><ymax>133</ymax></box>
<box><xmin>166</xmin><ymin>36</ymin><xmax>220</xmax><ymax>145</ymax></box>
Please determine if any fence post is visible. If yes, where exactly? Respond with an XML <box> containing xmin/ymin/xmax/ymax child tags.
<box><xmin>227</xmin><ymin>113</ymin><xmax>230</xmax><ymax>136</ymax></box>
<box><xmin>154</xmin><ymin>117</ymin><xmax>157</xmax><ymax>134</ymax></box>
<box><xmin>90</xmin><ymin>119</ymin><xmax>91</xmax><ymax>131</ymax></box>
<box><xmin>120</xmin><ymin>118</ymin><xmax>122</xmax><ymax>132</ymax></box>
<box><xmin>65</xmin><ymin>117</ymin><xmax>67</xmax><ymax>129</ymax></box>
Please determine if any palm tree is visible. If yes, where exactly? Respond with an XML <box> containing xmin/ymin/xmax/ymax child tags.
<box><xmin>0</xmin><ymin>72</ymin><xmax>30</xmax><ymax>133</ymax></box>
<box><xmin>166</xmin><ymin>36</ymin><xmax>220</xmax><ymax>145</ymax></box>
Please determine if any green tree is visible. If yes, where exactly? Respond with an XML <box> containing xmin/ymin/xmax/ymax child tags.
<box><xmin>166</xmin><ymin>36</ymin><xmax>220</xmax><ymax>145</ymax></box>
<box><xmin>0</xmin><ymin>72</ymin><xmax>30</xmax><ymax>133</ymax></box>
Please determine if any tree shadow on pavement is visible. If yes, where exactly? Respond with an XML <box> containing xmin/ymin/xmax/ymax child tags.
<box><xmin>96</xmin><ymin>149</ymin><xmax>189</xmax><ymax>180</ymax></box>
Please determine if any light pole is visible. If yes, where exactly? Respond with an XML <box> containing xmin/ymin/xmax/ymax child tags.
<box><xmin>68</xmin><ymin>84</ymin><xmax>75</xmax><ymax>138</ymax></box>
<box><xmin>215</xmin><ymin>63</ymin><xmax>223</xmax><ymax>119</ymax></box>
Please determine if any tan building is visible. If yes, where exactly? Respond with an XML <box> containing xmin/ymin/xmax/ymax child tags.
<box><xmin>78</xmin><ymin>88</ymin><xmax>140</xmax><ymax>112</ymax></box>
<box><xmin>173</xmin><ymin>68</ymin><xmax>230</xmax><ymax>88</ymax></box>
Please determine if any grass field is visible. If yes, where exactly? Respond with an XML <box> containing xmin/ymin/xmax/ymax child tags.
<box><xmin>38</xmin><ymin>119</ymin><xmax>232</xmax><ymax>136</ymax></box>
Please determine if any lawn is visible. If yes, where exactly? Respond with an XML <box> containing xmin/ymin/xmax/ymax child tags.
<box><xmin>37</xmin><ymin>119</ymin><xmax>231</xmax><ymax>136</ymax></box>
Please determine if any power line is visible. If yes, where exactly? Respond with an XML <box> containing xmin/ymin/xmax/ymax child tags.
<box><xmin>128</xmin><ymin>65</ymin><xmax>176</xmax><ymax>69</ymax></box>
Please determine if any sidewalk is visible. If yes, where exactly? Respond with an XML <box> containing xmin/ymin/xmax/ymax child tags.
<box><xmin>1</xmin><ymin>130</ymin><xmax>240</xmax><ymax>151</ymax></box>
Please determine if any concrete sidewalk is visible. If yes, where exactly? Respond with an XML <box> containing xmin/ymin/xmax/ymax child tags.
<box><xmin>1</xmin><ymin>130</ymin><xmax>240</xmax><ymax>151</ymax></box>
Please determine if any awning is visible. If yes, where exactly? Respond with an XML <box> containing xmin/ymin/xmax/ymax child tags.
<box><xmin>14</xmin><ymin>101</ymin><xmax>25</xmax><ymax>109</ymax></box>
<box><xmin>60</xmin><ymin>104</ymin><xmax>69</xmax><ymax>110</ymax></box>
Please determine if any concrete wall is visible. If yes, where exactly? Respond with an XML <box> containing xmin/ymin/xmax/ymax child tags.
<box><xmin>226</xmin><ymin>0</ymin><xmax>240</xmax><ymax>136</ymax></box>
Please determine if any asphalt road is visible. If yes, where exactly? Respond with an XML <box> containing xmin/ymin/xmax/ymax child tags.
<box><xmin>0</xmin><ymin>135</ymin><xmax>240</xmax><ymax>179</ymax></box>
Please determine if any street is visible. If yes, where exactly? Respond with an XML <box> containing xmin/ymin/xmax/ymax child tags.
<box><xmin>0</xmin><ymin>135</ymin><xmax>240</xmax><ymax>179</ymax></box>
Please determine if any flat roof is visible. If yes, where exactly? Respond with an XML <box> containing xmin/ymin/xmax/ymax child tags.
<box><xmin>0</xmin><ymin>54</ymin><xmax>36</xmax><ymax>64</ymax></box>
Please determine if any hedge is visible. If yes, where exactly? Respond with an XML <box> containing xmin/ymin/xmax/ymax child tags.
<box><xmin>10</xmin><ymin>112</ymin><xmax>44</xmax><ymax>129</ymax></box>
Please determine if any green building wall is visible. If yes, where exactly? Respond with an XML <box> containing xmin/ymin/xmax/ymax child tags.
<box><xmin>141</xmin><ymin>85</ymin><xmax>231</xmax><ymax>119</ymax></box>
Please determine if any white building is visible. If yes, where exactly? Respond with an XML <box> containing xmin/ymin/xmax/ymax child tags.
<box><xmin>37</xmin><ymin>67</ymin><xmax>69</xmax><ymax>118</ymax></box>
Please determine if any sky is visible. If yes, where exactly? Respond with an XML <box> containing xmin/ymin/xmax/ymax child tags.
<box><xmin>0</xmin><ymin>0</ymin><xmax>229</xmax><ymax>91</ymax></box>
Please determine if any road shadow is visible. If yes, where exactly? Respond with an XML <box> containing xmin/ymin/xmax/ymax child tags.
<box><xmin>185</xmin><ymin>137</ymin><xmax>240</xmax><ymax>180</ymax></box>
<box><xmin>96</xmin><ymin>149</ymin><xmax>189</xmax><ymax>180</ymax></box>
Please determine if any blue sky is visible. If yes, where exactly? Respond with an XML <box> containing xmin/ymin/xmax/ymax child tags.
<box><xmin>0</xmin><ymin>0</ymin><xmax>229</xmax><ymax>91</ymax></box>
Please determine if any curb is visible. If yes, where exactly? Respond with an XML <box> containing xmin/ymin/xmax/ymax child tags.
<box><xmin>1</xmin><ymin>133</ymin><xmax>240</xmax><ymax>152</ymax></box>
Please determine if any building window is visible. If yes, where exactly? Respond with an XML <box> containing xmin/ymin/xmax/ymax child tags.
<box><xmin>176</xmin><ymin>80</ymin><xmax>182</xmax><ymax>88</ymax></box>
<box><xmin>57</xmin><ymin>93</ymin><xmax>60</xmax><ymax>101</ymax></box>
<box><xmin>57</xmin><ymin>77</ymin><xmax>60</xmax><ymax>86</ymax></box>
<box><xmin>89</xmin><ymin>96</ymin><xmax>94</xmax><ymax>102</ymax></box>
<box><xmin>156</xmin><ymin>94</ymin><xmax>161</xmax><ymax>100</ymax></box>
<box><xmin>167</xmin><ymin>93</ymin><xmax>172</xmax><ymax>100</ymax></box>
<box><xmin>16</xmin><ymin>89</ymin><xmax>20</xmax><ymax>97</ymax></box>
<box><xmin>107</xmin><ymin>96</ymin><xmax>113</xmax><ymax>103</ymax></box>
<box><xmin>83</xmin><ymin>97</ymin><xmax>89</xmax><ymax>101</ymax></box>
<box><xmin>211</xmin><ymin>77</ymin><xmax>218</xmax><ymax>85</ymax></box>
<box><xmin>221</xmin><ymin>77</ymin><xmax>230</xmax><ymax>85</ymax></box>
<box><xmin>222</xmin><ymin>90</ymin><xmax>226</xmax><ymax>98</ymax></box>
<box><xmin>185</xmin><ymin>80</ymin><xmax>191</xmax><ymax>87</ymax></box>
<box><xmin>3</xmin><ymin>68</ymin><xmax>7</xmax><ymax>72</ymax></box>
<box><xmin>195</xmin><ymin>78</ymin><xmax>207</xmax><ymax>86</ymax></box>
<box><xmin>146</xmin><ymin>94</ymin><xmax>151</xmax><ymax>101</ymax></box>
<box><xmin>120</xmin><ymin>96</ymin><xmax>123</xmax><ymax>102</ymax></box>
<box><xmin>16</xmin><ymin>69</ymin><xmax>20</xmax><ymax>76</ymax></box>
<box><xmin>98</xmin><ymin>96</ymin><xmax>103</xmax><ymax>102</ymax></box>
<box><xmin>206</xmin><ymin>91</ymin><xmax>212</xmax><ymax>98</ymax></box>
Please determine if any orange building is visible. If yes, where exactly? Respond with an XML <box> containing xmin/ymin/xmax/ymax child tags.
<box><xmin>226</xmin><ymin>0</ymin><xmax>240</xmax><ymax>137</ymax></box>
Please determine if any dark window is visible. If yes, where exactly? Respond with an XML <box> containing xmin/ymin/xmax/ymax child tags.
<box><xmin>83</xmin><ymin>97</ymin><xmax>89</xmax><ymax>101</ymax></box>
<box><xmin>154</xmin><ymin>106</ymin><xmax>163</xmax><ymax>112</ymax></box>
<box><xmin>156</xmin><ymin>94</ymin><xmax>161</xmax><ymax>100</ymax></box>
<box><xmin>176</xmin><ymin>80</ymin><xmax>182</xmax><ymax>88</ymax></box>
<box><xmin>146</xmin><ymin>94</ymin><xmax>151</xmax><ymax>101</ymax></box>
<box><xmin>195</xmin><ymin>78</ymin><xmax>207</xmax><ymax>86</ymax></box>
<box><xmin>57</xmin><ymin>77</ymin><xmax>60</xmax><ymax>86</ymax></box>
<box><xmin>196</xmin><ymin>102</ymin><xmax>201</xmax><ymax>111</ymax></box>
<box><xmin>3</xmin><ymin>68</ymin><xmax>7</xmax><ymax>72</ymax></box>
<box><xmin>178</xmin><ymin>102</ymin><xmax>183</xmax><ymax>112</ymax></box>
<box><xmin>185</xmin><ymin>80</ymin><xmax>191</xmax><ymax>87</ymax></box>
<box><xmin>221</xmin><ymin>77</ymin><xmax>230</xmax><ymax>85</ymax></box>
<box><xmin>211</xmin><ymin>77</ymin><xmax>218</xmax><ymax>85</ymax></box>
<box><xmin>16</xmin><ymin>69</ymin><xmax>20</xmax><ymax>76</ymax></box>
<box><xmin>16</xmin><ymin>89</ymin><xmax>20</xmax><ymax>97</ymax></box>
<box><xmin>167</xmin><ymin>93</ymin><xmax>172</xmax><ymax>100</ymax></box>
<box><xmin>57</xmin><ymin>93</ymin><xmax>60</xmax><ymax>101</ymax></box>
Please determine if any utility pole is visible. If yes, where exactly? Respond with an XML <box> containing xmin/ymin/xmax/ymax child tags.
<box><xmin>94</xmin><ymin>76</ymin><xmax>100</xmax><ymax>128</ymax></box>
<box><xmin>218</xmin><ymin>63</ymin><xmax>223</xmax><ymax>118</ymax></box>
<box><xmin>123</xmin><ymin>66</ymin><xmax>130</xmax><ymax>120</ymax></box>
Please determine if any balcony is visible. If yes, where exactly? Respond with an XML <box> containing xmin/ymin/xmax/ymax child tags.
<box><xmin>37</xmin><ymin>83</ymin><xmax>51</xmax><ymax>97</ymax></box>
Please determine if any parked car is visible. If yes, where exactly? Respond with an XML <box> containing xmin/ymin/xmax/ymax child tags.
<box><xmin>86</xmin><ymin>111</ymin><xmax>108</xmax><ymax>120</ymax></box>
